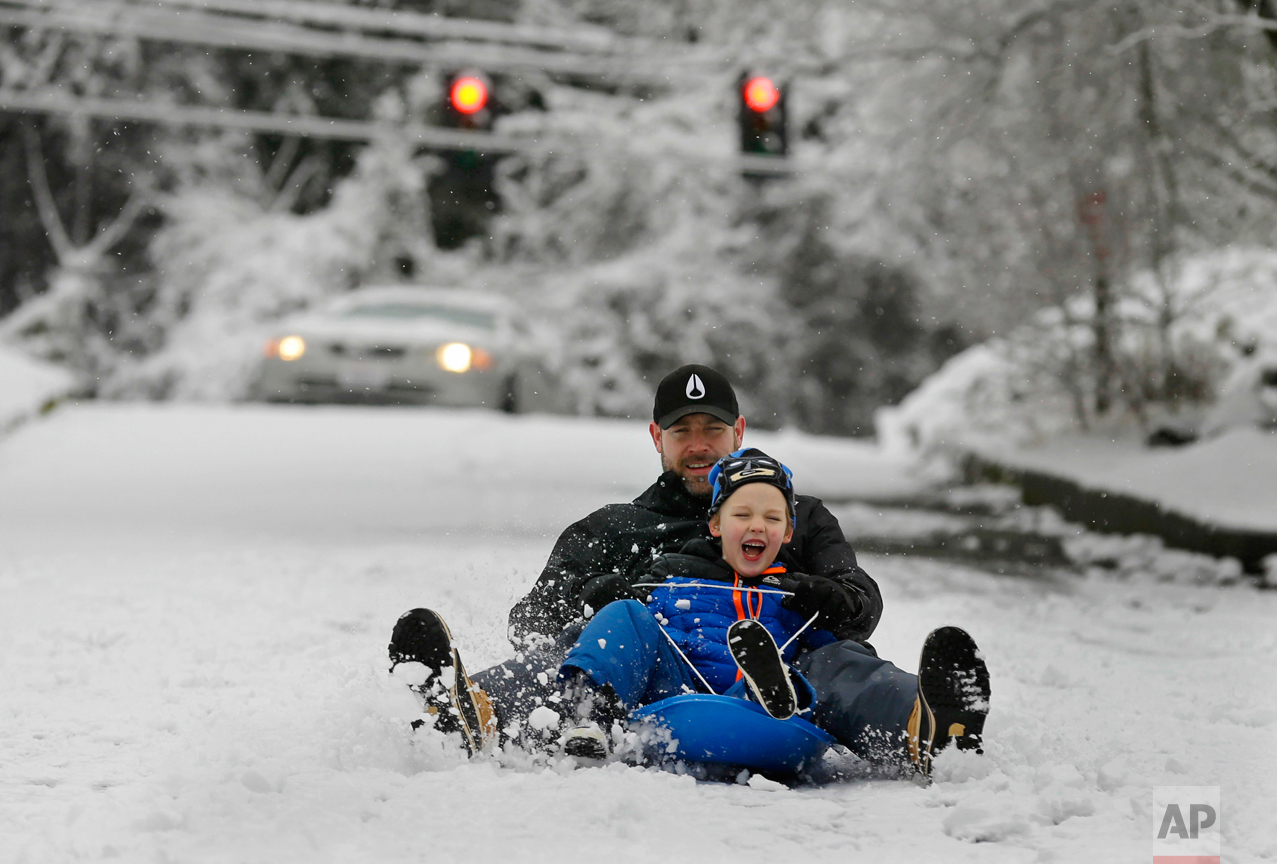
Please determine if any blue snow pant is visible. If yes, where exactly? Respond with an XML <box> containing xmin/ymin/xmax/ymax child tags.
<box><xmin>472</xmin><ymin>603</ymin><xmax>918</xmax><ymax>764</ymax></box>
<box><xmin>559</xmin><ymin>600</ymin><xmax>817</xmax><ymax>711</ymax></box>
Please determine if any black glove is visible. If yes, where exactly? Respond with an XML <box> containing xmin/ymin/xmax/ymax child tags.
<box><xmin>779</xmin><ymin>573</ymin><xmax>864</xmax><ymax>641</ymax></box>
<box><xmin>579</xmin><ymin>573</ymin><xmax>642</xmax><ymax>616</ymax></box>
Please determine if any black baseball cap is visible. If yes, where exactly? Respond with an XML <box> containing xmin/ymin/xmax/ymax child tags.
<box><xmin>652</xmin><ymin>364</ymin><xmax>739</xmax><ymax>429</ymax></box>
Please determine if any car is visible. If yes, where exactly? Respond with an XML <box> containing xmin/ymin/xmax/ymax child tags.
<box><xmin>250</xmin><ymin>285</ymin><xmax>532</xmax><ymax>410</ymax></box>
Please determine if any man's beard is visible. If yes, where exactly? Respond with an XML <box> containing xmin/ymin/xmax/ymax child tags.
<box><xmin>664</xmin><ymin>455</ymin><xmax>714</xmax><ymax>498</ymax></box>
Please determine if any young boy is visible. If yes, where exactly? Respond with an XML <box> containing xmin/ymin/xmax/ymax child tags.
<box><xmin>555</xmin><ymin>448</ymin><xmax>991</xmax><ymax>778</ymax></box>
<box><xmin>553</xmin><ymin>448</ymin><xmax>831</xmax><ymax>760</ymax></box>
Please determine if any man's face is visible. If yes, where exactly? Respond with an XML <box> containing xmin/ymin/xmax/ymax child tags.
<box><xmin>649</xmin><ymin>413</ymin><xmax>746</xmax><ymax>497</ymax></box>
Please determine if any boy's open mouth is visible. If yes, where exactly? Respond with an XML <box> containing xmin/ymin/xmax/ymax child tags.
<box><xmin>741</xmin><ymin>539</ymin><xmax>767</xmax><ymax>561</ymax></box>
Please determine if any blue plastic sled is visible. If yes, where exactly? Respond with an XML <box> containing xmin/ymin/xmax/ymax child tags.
<box><xmin>629</xmin><ymin>694</ymin><xmax>834</xmax><ymax>775</ymax></box>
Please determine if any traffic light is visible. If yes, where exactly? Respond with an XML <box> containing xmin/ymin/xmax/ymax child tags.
<box><xmin>430</xmin><ymin>70</ymin><xmax>498</xmax><ymax>249</ymax></box>
<box><xmin>738</xmin><ymin>73</ymin><xmax>787</xmax><ymax>157</ymax></box>
<box><xmin>444</xmin><ymin>72</ymin><xmax>492</xmax><ymax>130</ymax></box>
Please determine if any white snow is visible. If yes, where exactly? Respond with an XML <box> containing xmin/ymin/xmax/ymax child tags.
<box><xmin>528</xmin><ymin>707</ymin><xmax>562</xmax><ymax>732</ymax></box>
<box><xmin>390</xmin><ymin>662</ymin><xmax>429</xmax><ymax>688</ymax></box>
<box><xmin>0</xmin><ymin>344</ymin><xmax>76</xmax><ymax>432</ymax></box>
<box><xmin>981</xmin><ymin>426</ymin><xmax>1277</xmax><ymax>533</ymax></box>
<box><xmin>877</xmin><ymin>246</ymin><xmax>1277</xmax><ymax>459</ymax></box>
<box><xmin>2</xmin><ymin>404</ymin><xmax>1275</xmax><ymax>862</ymax></box>
<box><xmin>876</xmin><ymin>341</ymin><xmax>1077</xmax><ymax>458</ymax></box>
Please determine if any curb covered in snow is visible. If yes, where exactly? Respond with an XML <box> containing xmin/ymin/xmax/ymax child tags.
<box><xmin>964</xmin><ymin>453</ymin><xmax>1277</xmax><ymax>574</ymax></box>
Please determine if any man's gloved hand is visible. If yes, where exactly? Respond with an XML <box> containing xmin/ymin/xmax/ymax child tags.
<box><xmin>579</xmin><ymin>573</ymin><xmax>642</xmax><ymax>616</ymax></box>
<box><xmin>779</xmin><ymin>572</ymin><xmax>864</xmax><ymax>641</ymax></box>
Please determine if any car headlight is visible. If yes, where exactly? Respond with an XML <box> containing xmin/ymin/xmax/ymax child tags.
<box><xmin>277</xmin><ymin>335</ymin><xmax>306</xmax><ymax>361</ymax></box>
<box><xmin>437</xmin><ymin>342</ymin><xmax>472</xmax><ymax>373</ymax></box>
<box><xmin>265</xmin><ymin>335</ymin><xmax>306</xmax><ymax>361</ymax></box>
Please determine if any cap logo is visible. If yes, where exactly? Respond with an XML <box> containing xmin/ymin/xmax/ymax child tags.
<box><xmin>686</xmin><ymin>374</ymin><xmax>705</xmax><ymax>400</ymax></box>
<box><xmin>729</xmin><ymin>467</ymin><xmax>776</xmax><ymax>481</ymax></box>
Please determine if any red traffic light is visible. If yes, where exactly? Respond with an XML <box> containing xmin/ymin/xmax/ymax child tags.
<box><xmin>742</xmin><ymin>76</ymin><xmax>780</xmax><ymax>113</ymax></box>
<box><xmin>450</xmin><ymin>76</ymin><xmax>489</xmax><ymax>115</ymax></box>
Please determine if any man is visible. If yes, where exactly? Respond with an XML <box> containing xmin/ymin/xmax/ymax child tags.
<box><xmin>505</xmin><ymin>363</ymin><xmax>882</xmax><ymax>647</ymax></box>
<box><xmin>388</xmin><ymin>364</ymin><xmax>988</xmax><ymax>774</ymax></box>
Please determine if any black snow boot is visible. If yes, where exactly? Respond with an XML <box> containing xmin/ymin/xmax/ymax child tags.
<box><xmin>558</xmin><ymin>671</ymin><xmax>625</xmax><ymax>761</ymax></box>
<box><xmin>727</xmin><ymin>619</ymin><xmax>797</xmax><ymax>721</ymax></box>
<box><xmin>909</xmin><ymin>626</ymin><xmax>991</xmax><ymax>777</ymax></box>
<box><xmin>389</xmin><ymin>608</ymin><xmax>494</xmax><ymax>755</ymax></box>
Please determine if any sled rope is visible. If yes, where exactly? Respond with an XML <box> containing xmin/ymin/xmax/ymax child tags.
<box><xmin>779</xmin><ymin>611</ymin><xmax>821</xmax><ymax>652</ymax></box>
<box><xmin>632</xmin><ymin>582</ymin><xmax>793</xmax><ymax>597</ymax></box>
<box><xmin>655</xmin><ymin>622</ymin><xmax>717</xmax><ymax>695</ymax></box>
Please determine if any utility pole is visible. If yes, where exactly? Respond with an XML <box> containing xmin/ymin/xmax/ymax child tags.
<box><xmin>1078</xmin><ymin>189</ymin><xmax>1115</xmax><ymax>415</ymax></box>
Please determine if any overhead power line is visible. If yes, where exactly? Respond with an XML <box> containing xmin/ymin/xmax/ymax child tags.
<box><xmin>0</xmin><ymin>0</ymin><xmax>724</xmax><ymax>82</ymax></box>
<box><xmin>124</xmin><ymin>0</ymin><xmax>640</xmax><ymax>54</ymax></box>
<box><xmin>0</xmin><ymin>89</ymin><xmax>799</xmax><ymax>175</ymax></box>
<box><xmin>0</xmin><ymin>89</ymin><xmax>525</xmax><ymax>151</ymax></box>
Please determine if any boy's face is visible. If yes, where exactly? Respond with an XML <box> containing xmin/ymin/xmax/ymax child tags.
<box><xmin>709</xmin><ymin>483</ymin><xmax>794</xmax><ymax>578</ymax></box>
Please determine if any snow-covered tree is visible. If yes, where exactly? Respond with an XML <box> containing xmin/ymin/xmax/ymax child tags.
<box><xmin>5</xmin><ymin>0</ymin><xmax>1277</xmax><ymax>432</ymax></box>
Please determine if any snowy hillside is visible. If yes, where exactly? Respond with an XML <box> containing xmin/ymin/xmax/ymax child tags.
<box><xmin>0</xmin><ymin>344</ymin><xmax>76</xmax><ymax>432</ymax></box>
<box><xmin>2</xmin><ymin>404</ymin><xmax>1274</xmax><ymax>862</ymax></box>
<box><xmin>877</xmin><ymin>246</ymin><xmax>1277</xmax><ymax>457</ymax></box>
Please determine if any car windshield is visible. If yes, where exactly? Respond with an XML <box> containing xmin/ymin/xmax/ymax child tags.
<box><xmin>342</xmin><ymin>303</ymin><xmax>496</xmax><ymax>330</ymax></box>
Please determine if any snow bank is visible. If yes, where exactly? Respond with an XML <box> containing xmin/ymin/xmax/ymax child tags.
<box><xmin>878</xmin><ymin>246</ymin><xmax>1277</xmax><ymax>456</ymax></box>
<box><xmin>875</xmin><ymin>341</ymin><xmax>1076</xmax><ymax>458</ymax></box>
<box><xmin>988</xmin><ymin>426</ymin><xmax>1277</xmax><ymax>534</ymax></box>
<box><xmin>1063</xmin><ymin>529</ymin><xmax>1245</xmax><ymax>585</ymax></box>
<box><xmin>0</xmin><ymin>344</ymin><xmax>76</xmax><ymax>432</ymax></box>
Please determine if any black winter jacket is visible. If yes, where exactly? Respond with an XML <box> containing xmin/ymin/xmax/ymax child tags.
<box><xmin>507</xmin><ymin>470</ymin><xmax>882</xmax><ymax>644</ymax></box>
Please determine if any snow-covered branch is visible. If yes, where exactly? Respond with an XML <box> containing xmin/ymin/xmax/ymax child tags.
<box><xmin>21</xmin><ymin>123</ymin><xmax>74</xmax><ymax>261</ymax></box>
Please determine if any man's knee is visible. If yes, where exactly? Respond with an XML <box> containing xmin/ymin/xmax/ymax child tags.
<box><xmin>796</xmin><ymin>639</ymin><xmax>898</xmax><ymax>685</ymax></box>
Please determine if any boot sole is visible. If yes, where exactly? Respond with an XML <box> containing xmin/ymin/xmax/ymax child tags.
<box><xmin>562</xmin><ymin>726</ymin><xmax>609</xmax><ymax>761</ymax></box>
<box><xmin>390</xmin><ymin>608</ymin><xmax>488</xmax><ymax>754</ymax></box>
<box><xmin>916</xmin><ymin>626</ymin><xmax>991</xmax><ymax>774</ymax></box>
<box><xmin>728</xmin><ymin>619</ymin><xmax>797</xmax><ymax>721</ymax></box>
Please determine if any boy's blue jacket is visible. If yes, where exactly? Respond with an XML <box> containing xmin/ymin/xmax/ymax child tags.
<box><xmin>642</xmin><ymin>538</ymin><xmax>838</xmax><ymax>693</ymax></box>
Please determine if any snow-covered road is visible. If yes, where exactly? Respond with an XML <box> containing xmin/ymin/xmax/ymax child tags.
<box><xmin>2</xmin><ymin>404</ymin><xmax>1274</xmax><ymax>863</ymax></box>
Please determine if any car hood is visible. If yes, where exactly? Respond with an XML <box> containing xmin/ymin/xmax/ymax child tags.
<box><xmin>276</xmin><ymin>315</ymin><xmax>499</xmax><ymax>347</ymax></box>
